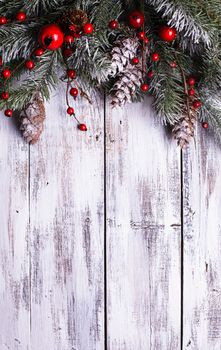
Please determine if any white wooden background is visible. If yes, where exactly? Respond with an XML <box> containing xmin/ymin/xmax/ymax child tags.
<box><xmin>0</xmin><ymin>86</ymin><xmax>221</xmax><ymax>350</ymax></box>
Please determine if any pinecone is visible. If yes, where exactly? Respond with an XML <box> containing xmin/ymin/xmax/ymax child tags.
<box><xmin>59</xmin><ymin>9</ymin><xmax>88</xmax><ymax>31</ymax></box>
<box><xmin>173</xmin><ymin>108</ymin><xmax>197</xmax><ymax>148</ymax></box>
<box><xmin>20</xmin><ymin>93</ymin><xmax>46</xmax><ymax>144</ymax></box>
<box><xmin>108</xmin><ymin>37</ymin><xmax>140</xmax><ymax>77</ymax></box>
<box><xmin>109</xmin><ymin>37</ymin><xmax>147</xmax><ymax>107</ymax></box>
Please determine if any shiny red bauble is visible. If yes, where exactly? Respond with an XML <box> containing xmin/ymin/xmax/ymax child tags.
<box><xmin>2</xmin><ymin>68</ymin><xmax>11</xmax><ymax>79</ymax></box>
<box><xmin>151</xmin><ymin>52</ymin><xmax>160</xmax><ymax>62</ymax></box>
<box><xmin>38</xmin><ymin>24</ymin><xmax>64</xmax><ymax>50</ymax></box>
<box><xmin>170</xmin><ymin>61</ymin><xmax>177</xmax><ymax>68</ymax></box>
<box><xmin>193</xmin><ymin>100</ymin><xmax>202</xmax><ymax>109</ymax></box>
<box><xmin>0</xmin><ymin>16</ymin><xmax>7</xmax><ymax>25</ymax></box>
<box><xmin>144</xmin><ymin>37</ymin><xmax>149</xmax><ymax>44</ymax></box>
<box><xmin>128</xmin><ymin>11</ymin><xmax>145</xmax><ymax>29</ymax></box>
<box><xmin>188</xmin><ymin>88</ymin><xmax>195</xmax><ymax>96</ymax></box>
<box><xmin>132</xmin><ymin>57</ymin><xmax>139</xmax><ymax>65</ymax></box>
<box><xmin>4</xmin><ymin>109</ymin><xmax>13</xmax><ymax>117</ymax></box>
<box><xmin>202</xmin><ymin>122</ymin><xmax>209</xmax><ymax>129</ymax></box>
<box><xmin>141</xmin><ymin>83</ymin><xmax>149</xmax><ymax>92</ymax></box>
<box><xmin>70</xmin><ymin>88</ymin><xmax>79</xmax><ymax>97</ymax></box>
<box><xmin>109</xmin><ymin>20</ymin><xmax>119</xmax><ymax>30</ymax></box>
<box><xmin>34</xmin><ymin>47</ymin><xmax>45</xmax><ymax>56</ymax></box>
<box><xmin>16</xmin><ymin>12</ymin><xmax>27</xmax><ymax>21</ymax></box>
<box><xmin>1</xmin><ymin>91</ymin><xmax>9</xmax><ymax>100</ymax></box>
<box><xmin>83</xmin><ymin>23</ymin><xmax>94</xmax><ymax>34</ymax></box>
<box><xmin>78</xmin><ymin>123</ymin><xmax>87</xmax><ymax>131</ymax></box>
<box><xmin>137</xmin><ymin>31</ymin><xmax>145</xmax><ymax>40</ymax></box>
<box><xmin>159</xmin><ymin>26</ymin><xmax>177</xmax><ymax>42</ymax></box>
<box><xmin>147</xmin><ymin>71</ymin><xmax>154</xmax><ymax>79</ymax></box>
<box><xmin>67</xmin><ymin>69</ymin><xmax>76</xmax><ymax>79</ymax></box>
<box><xmin>187</xmin><ymin>77</ymin><xmax>196</xmax><ymax>86</ymax></box>
<box><xmin>67</xmin><ymin>107</ymin><xmax>75</xmax><ymax>115</ymax></box>
<box><xmin>64</xmin><ymin>35</ymin><xmax>75</xmax><ymax>44</ymax></box>
<box><xmin>25</xmin><ymin>60</ymin><xmax>35</xmax><ymax>70</ymax></box>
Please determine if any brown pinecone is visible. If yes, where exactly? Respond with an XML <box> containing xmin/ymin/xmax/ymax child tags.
<box><xmin>59</xmin><ymin>9</ymin><xmax>88</xmax><ymax>31</ymax></box>
<box><xmin>173</xmin><ymin>108</ymin><xmax>197</xmax><ymax>148</ymax></box>
<box><xmin>20</xmin><ymin>93</ymin><xmax>46</xmax><ymax>144</ymax></box>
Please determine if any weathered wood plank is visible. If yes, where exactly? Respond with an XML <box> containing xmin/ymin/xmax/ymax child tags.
<box><xmin>29</xmin><ymin>87</ymin><xmax>105</xmax><ymax>350</ymax></box>
<box><xmin>0</xmin><ymin>115</ymin><xmax>30</xmax><ymax>349</ymax></box>
<box><xmin>183</xmin><ymin>126</ymin><xmax>221</xmax><ymax>350</ymax></box>
<box><xmin>106</xmin><ymin>99</ymin><xmax>181</xmax><ymax>349</ymax></box>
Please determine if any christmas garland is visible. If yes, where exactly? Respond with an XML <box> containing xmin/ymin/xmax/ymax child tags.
<box><xmin>0</xmin><ymin>0</ymin><xmax>221</xmax><ymax>145</ymax></box>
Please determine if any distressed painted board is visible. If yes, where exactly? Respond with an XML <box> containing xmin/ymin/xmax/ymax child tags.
<box><xmin>0</xmin><ymin>116</ymin><xmax>30</xmax><ymax>349</ymax></box>
<box><xmin>183</xmin><ymin>126</ymin><xmax>221</xmax><ymax>350</ymax></box>
<box><xmin>28</xmin><ymin>87</ymin><xmax>105</xmax><ymax>350</ymax></box>
<box><xmin>106</xmin><ymin>99</ymin><xmax>181</xmax><ymax>349</ymax></box>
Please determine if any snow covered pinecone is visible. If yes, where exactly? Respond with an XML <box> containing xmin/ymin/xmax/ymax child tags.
<box><xmin>173</xmin><ymin>108</ymin><xmax>197</xmax><ymax>148</ymax></box>
<box><xmin>20</xmin><ymin>92</ymin><xmax>46</xmax><ymax>144</ymax></box>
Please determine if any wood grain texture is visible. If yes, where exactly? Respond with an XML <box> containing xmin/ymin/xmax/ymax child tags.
<box><xmin>29</xmin><ymin>87</ymin><xmax>105</xmax><ymax>350</ymax></box>
<box><xmin>106</xmin><ymin>99</ymin><xmax>181</xmax><ymax>349</ymax></box>
<box><xmin>183</xmin><ymin>125</ymin><xmax>221</xmax><ymax>350</ymax></box>
<box><xmin>0</xmin><ymin>115</ymin><xmax>30</xmax><ymax>349</ymax></box>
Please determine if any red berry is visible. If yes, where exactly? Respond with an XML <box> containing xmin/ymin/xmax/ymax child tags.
<box><xmin>137</xmin><ymin>31</ymin><xmax>145</xmax><ymax>40</ymax></box>
<box><xmin>16</xmin><ymin>12</ymin><xmax>26</xmax><ymax>21</ymax></box>
<box><xmin>0</xmin><ymin>57</ymin><xmax>3</xmax><ymax>66</ymax></box>
<box><xmin>187</xmin><ymin>77</ymin><xmax>196</xmax><ymax>86</ymax></box>
<box><xmin>193</xmin><ymin>100</ymin><xmax>202</xmax><ymax>109</ymax></box>
<box><xmin>62</xmin><ymin>48</ymin><xmax>73</xmax><ymax>58</ymax></box>
<box><xmin>25</xmin><ymin>60</ymin><xmax>35</xmax><ymax>70</ymax></box>
<box><xmin>38</xmin><ymin>24</ymin><xmax>64</xmax><ymax>51</ymax></box>
<box><xmin>132</xmin><ymin>57</ymin><xmax>139</xmax><ymax>65</ymax></box>
<box><xmin>170</xmin><ymin>61</ymin><xmax>177</xmax><ymax>68</ymax></box>
<box><xmin>159</xmin><ymin>26</ymin><xmax>177</xmax><ymax>42</ymax></box>
<box><xmin>1</xmin><ymin>91</ymin><xmax>9</xmax><ymax>100</ymax></box>
<box><xmin>70</xmin><ymin>87</ymin><xmax>79</xmax><ymax>97</ymax></box>
<box><xmin>147</xmin><ymin>71</ymin><xmax>154</xmax><ymax>79</ymax></box>
<box><xmin>144</xmin><ymin>37</ymin><xmax>149</xmax><ymax>44</ymax></box>
<box><xmin>64</xmin><ymin>35</ymin><xmax>75</xmax><ymax>44</ymax></box>
<box><xmin>0</xmin><ymin>16</ymin><xmax>7</xmax><ymax>25</ymax></box>
<box><xmin>2</xmin><ymin>68</ymin><xmax>11</xmax><ymax>79</ymax></box>
<box><xmin>4</xmin><ymin>109</ymin><xmax>13</xmax><ymax>117</ymax></box>
<box><xmin>83</xmin><ymin>23</ymin><xmax>94</xmax><ymax>34</ymax></box>
<box><xmin>202</xmin><ymin>122</ymin><xmax>209</xmax><ymax>129</ymax></box>
<box><xmin>34</xmin><ymin>47</ymin><xmax>45</xmax><ymax>56</ymax></box>
<box><xmin>128</xmin><ymin>11</ymin><xmax>145</xmax><ymax>29</ymax></box>
<box><xmin>188</xmin><ymin>88</ymin><xmax>195</xmax><ymax>96</ymax></box>
<box><xmin>109</xmin><ymin>20</ymin><xmax>118</xmax><ymax>30</ymax></box>
<box><xmin>151</xmin><ymin>52</ymin><xmax>160</xmax><ymax>62</ymax></box>
<box><xmin>67</xmin><ymin>107</ymin><xmax>75</xmax><ymax>115</ymax></box>
<box><xmin>141</xmin><ymin>83</ymin><xmax>149</xmax><ymax>92</ymax></box>
<box><xmin>78</xmin><ymin>123</ymin><xmax>87</xmax><ymax>131</ymax></box>
<box><xmin>67</xmin><ymin>69</ymin><xmax>76</xmax><ymax>79</ymax></box>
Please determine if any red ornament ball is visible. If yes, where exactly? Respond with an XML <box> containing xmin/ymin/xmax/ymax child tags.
<box><xmin>137</xmin><ymin>31</ymin><xmax>145</xmax><ymax>40</ymax></box>
<box><xmin>151</xmin><ymin>52</ymin><xmax>160</xmax><ymax>62</ymax></box>
<box><xmin>170</xmin><ymin>61</ymin><xmax>177</xmax><ymax>68</ymax></box>
<box><xmin>25</xmin><ymin>60</ymin><xmax>35</xmax><ymax>70</ymax></box>
<box><xmin>193</xmin><ymin>100</ymin><xmax>202</xmax><ymax>109</ymax></box>
<box><xmin>144</xmin><ymin>37</ymin><xmax>149</xmax><ymax>44</ymax></box>
<box><xmin>16</xmin><ymin>12</ymin><xmax>27</xmax><ymax>21</ymax></box>
<box><xmin>159</xmin><ymin>26</ymin><xmax>177</xmax><ymax>42</ymax></box>
<box><xmin>128</xmin><ymin>11</ymin><xmax>145</xmax><ymax>29</ymax></box>
<box><xmin>34</xmin><ymin>47</ymin><xmax>45</xmax><ymax>56</ymax></box>
<box><xmin>4</xmin><ymin>109</ymin><xmax>13</xmax><ymax>117</ymax></box>
<box><xmin>141</xmin><ymin>83</ymin><xmax>149</xmax><ymax>92</ymax></box>
<box><xmin>132</xmin><ymin>57</ymin><xmax>139</xmax><ymax>65</ymax></box>
<box><xmin>63</xmin><ymin>48</ymin><xmax>73</xmax><ymax>58</ymax></box>
<box><xmin>188</xmin><ymin>88</ymin><xmax>195</xmax><ymax>96</ymax></box>
<box><xmin>38</xmin><ymin>24</ymin><xmax>64</xmax><ymax>50</ymax></box>
<box><xmin>0</xmin><ymin>16</ymin><xmax>7</xmax><ymax>25</ymax></box>
<box><xmin>202</xmin><ymin>122</ymin><xmax>209</xmax><ymax>129</ymax></box>
<box><xmin>83</xmin><ymin>23</ymin><xmax>94</xmax><ymax>34</ymax></box>
<box><xmin>70</xmin><ymin>87</ymin><xmax>79</xmax><ymax>97</ymax></box>
<box><xmin>78</xmin><ymin>123</ymin><xmax>87</xmax><ymax>131</ymax></box>
<box><xmin>109</xmin><ymin>20</ymin><xmax>119</xmax><ymax>30</ymax></box>
<box><xmin>1</xmin><ymin>91</ymin><xmax>9</xmax><ymax>100</ymax></box>
<box><xmin>67</xmin><ymin>107</ymin><xmax>75</xmax><ymax>115</ymax></box>
<box><xmin>64</xmin><ymin>35</ymin><xmax>75</xmax><ymax>44</ymax></box>
<box><xmin>67</xmin><ymin>69</ymin><xmax>76</xmax><ymax>79</ymax></box>
<box><xmin>187</xmin><ymin>77</ymin><xmax>196</xmax><ymax>86</ymax></box>
<box><xmin>2</xmin><ymin>68</ymin><xmax>11</xmax><ymax>79</ymax></box>
<box><xmin>147</xmin><ymin>71</ymin><xmax>154</xmax><ymax>79</ymax></box>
